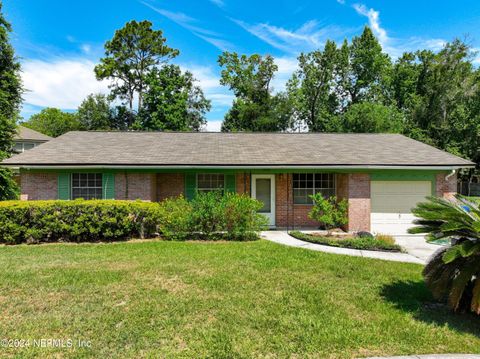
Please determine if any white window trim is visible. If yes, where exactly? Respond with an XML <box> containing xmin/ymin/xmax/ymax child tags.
<box><xmin>292</xmin><ymin>173</ymin><xmax>337</xmax><ymax>205</ymax></box>
<box><xmin>71</xmin><ymin>173</ymin><xmax>103</xmax><ymax>200</ymax></box>
<box><xmin>196</xmin><ymin>173</ymin><xmax>225</xmax><ymax>193</ymax></box>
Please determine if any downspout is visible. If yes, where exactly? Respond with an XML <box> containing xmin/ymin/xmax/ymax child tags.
<box><xmin>445</xmin><ymin>169</ymin><xmax>456</xmax><ymax>181</ymax></box>
<box><xmin>445</xmin><ymin>169</ymin><xmax>456</xmax><ymax>197</ymax></box>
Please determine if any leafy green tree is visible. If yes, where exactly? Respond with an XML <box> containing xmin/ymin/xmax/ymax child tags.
<box><xmin>219</xmin><ymin>52</ymin><xmax>290</xmax><ymax>131</ymax></box>
<box><xmin>95</xmin><ymin>20</ymin><xmax>179</xmax><ymax>114</ymax></box>
<box><xmin>0</xmin><ymin>2</ymin><xmax>23</xmax><ymax>200</ymax></box>
<box><xmin>287</xmin><ymin>40</ymin><xmax>340</xmax><ymax>131</ymax></box>
<box><xmin>135</xmin><ymin>65</ymin><xmax>210</xmax><ymax>131</ymax></box>
<box><xmin>346</xmin><ymin>26</ymin><xmax>392</xmax><ymax>104</ymax></box>
<box><xmin>77</xmin><ymin>93</ymin><xmax>113</xmax><ymax>130</ymax></box>
<box><xmin>342</xmin><ymin>102</ymin><xmax>404</xmax><ymax>133</ymax></box>
<box><xmin>22</xmin><ymin>108</ymin><xmax>82</xmax><ymax>137</ymax></box>
<box><xmin>390</xmin><ymin>40</ymin><xmax>479</xmax><ymax>172</ymax></box>
<box><xmin>409</xmin><ymin>196</ymin><xmax>480</xmax><ymax>314</ymax></box>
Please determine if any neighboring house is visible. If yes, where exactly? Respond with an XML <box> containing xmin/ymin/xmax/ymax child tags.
<box><xmin>0</xmin><ymin>132</ymin><xmax>474</xmax><ymax>234</ymax></box>
<box><xmin>13</xmin><ymin>126</ymin><xmax>52</xmax><ymax>153</ymax></box>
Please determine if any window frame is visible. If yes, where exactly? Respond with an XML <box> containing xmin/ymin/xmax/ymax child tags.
<box><xmin>292</xmin><ymin>173</ymin><xmax>336</xmax><ymax>205</ymax></box>
<box><xmin>196</xmin><ymin>173</ymin><xmax>226</xmax><ymax>193</ymax></box>
<box><xmin>71</xmin><ymin>173</ymin><xmax>103</xmax><ymax>200</ymax></box>
<box><xmin>13</xmin><ymin>142</ymin><xmax>37</xmax><ymax>153</ymax></box>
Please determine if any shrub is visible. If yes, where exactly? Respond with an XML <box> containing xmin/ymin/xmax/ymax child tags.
<box><xmin>157</xmin><ymin>195</ymin><xmax>192</xmax><ymax>241</ymax></box>
<box><xmin>220</xmin><ymin>192</ymin><xmax>268</xmax><ymax>241</ymax></box>
<box><xmin>183</xmin><ymin>191</ymin><xmax>267</xmax><ymax>241</ymax></box>
<box><xmin>189</xmin><ymin>191</ymin><xmax>224</xmax><ymax>239</ymax></box>
<box><xmin>308</xmin><ymin>193</ymin><xmax>348</xmax><ymax>231</ymax></box>
<box><xmin>0</xmin><ymin>193</ymin><xmax>267</xmax><ymax>244</ymax></box>
<box><xmin>0</xmin><ymin>200</ymin><xmax>161</xmax><ymax>244</ymax></box>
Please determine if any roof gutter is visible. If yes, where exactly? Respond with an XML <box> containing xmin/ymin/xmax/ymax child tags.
<box><xmin>3</xmin><ymin>164</ymin><xmax>475</xmax><ymax>170</ymax></box>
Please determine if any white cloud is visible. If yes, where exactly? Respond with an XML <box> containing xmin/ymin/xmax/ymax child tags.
<box><xmin>205</xmin><ymin>120</ymin><xmax>222</xmax><ymax>132</ymax></box>
<box><xmin>271</xmin><ymin>56</ymin><xmax>298</xmax><ymax>92</ymax></box>
<box><xmin>21</xmin><ymin>58</ymin><xmax>109</xmax><ymax>110</ymax></box>
<box><xmin>209</xmin><ymin>0</ymin><xmax>224</xmax><ymax>8</ymax></box>
<box><xmin>80</xmin><ymin>44</ymin><xmax>92</xmax><ymax>54</ymax></box>
<box><xmin>353</xmin><ymin>3</ymin><xmax>447</xmax><ymax>58</ymax></box>
<box><xmin>353</xmin><ymin>4</ymin><xmax>388</xmax><ymax>47</ymax></box>
<box><xmin>142</xmin><ymin>2</ymin><xmax>234</xmax><ymax>51</ymax></box>
<box><xmin>180</xmin><ymin>63</ymin><xmax>234</xmax><ymax>106</ymax></box>
<box><xmin>232</xmin><ymin>18</ymin><xmax>349</xmax><ymax>53</ymax></box>
<box><xmin>336</xmin><ymin>0</ymin><xmax>345</xmax><ymax>4</ymax></box>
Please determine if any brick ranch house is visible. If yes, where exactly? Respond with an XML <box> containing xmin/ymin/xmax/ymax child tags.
<box><xmin>1</xmin><ymin>132</ymin><xmax>474</xmax><ymax>234</ymax></box>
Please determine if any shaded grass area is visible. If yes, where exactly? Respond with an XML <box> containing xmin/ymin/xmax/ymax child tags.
<box><xmin>290</xmin><ymin>230</ymin><xmax>403</xmax><ymax>252</ymax></box>
<box><xmin>0</xmin><ymin>240</ymin><xmax>479</xmax><ymax>358</ymax></box>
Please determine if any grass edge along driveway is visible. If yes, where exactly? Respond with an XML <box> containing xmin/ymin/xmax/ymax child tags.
<box><xmin>0</xmin><ymin>239</ymin><xmax>479</xmax><ymax>358</ymax></box>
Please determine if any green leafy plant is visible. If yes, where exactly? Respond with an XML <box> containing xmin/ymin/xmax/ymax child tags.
<box><xmin>308</xmin><ymin>193</ymin><xmax>348</xmax><ymax>232</ymax></box>
<box><xmin>187</xmin><ymin>191</ymin><xmax>268</xmax><ymax>240</ymax></box>
<box><xmin>289</xmin><ymin>231</ymin><xmax>402</xmax><ymax>252</ymax></box>
<box><xmin>0</xmin><ymin>193</ymin><xmax>267</xmax><ymax>244</ymax></box>
<box><xmin>409</xmin><ymin>195</ymin><xmax>480</xmax><ymax>314</ymax></box>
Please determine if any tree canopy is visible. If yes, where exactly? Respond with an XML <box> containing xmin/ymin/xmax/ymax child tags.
<box><xmin>135</xmin><ymin>65</ymin><xmax>210</xmax><ymax>131</ymax></box>
<box><xmin>22</xmin><ymin>108</ymin><xmax>82</xmax><ymax>137</ymax></box>
<box><xmin>0</xmin><ymin>2</ymin><xmax>22</xmax><ymax>200</ymax></box>
<box><xmin>94</xmin><ymin>20</ymin><xmax>179</xmax><ymax>113</ymax></box>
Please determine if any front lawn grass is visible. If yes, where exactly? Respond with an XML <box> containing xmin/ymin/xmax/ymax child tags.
<box><xmin>290</xmin><ymin>230</ymin><xmax>403</xmax><ymax>252</ymax></box>
<box><xmin>1</xmin><ymin>240</ymin><xmax>479</xmax><ymax>358</ymax></box>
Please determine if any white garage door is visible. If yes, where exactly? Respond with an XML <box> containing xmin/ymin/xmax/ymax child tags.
<box><xmin>371</xmin><ymin>181</ymin><xmax>431</xmax><ymax>235</ymax></box>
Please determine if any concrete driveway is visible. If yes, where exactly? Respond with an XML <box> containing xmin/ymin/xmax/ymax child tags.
<box><xmin>393</xmin><ymin>235</ymin><xmax>444</xmax><ymax>262</ymax></box>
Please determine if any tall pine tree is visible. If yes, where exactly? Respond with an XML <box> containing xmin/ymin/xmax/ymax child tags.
<box><xmin>0</xmin><ymin>1</ymin><xmax>22</xmax><ymax>200</ymax></box>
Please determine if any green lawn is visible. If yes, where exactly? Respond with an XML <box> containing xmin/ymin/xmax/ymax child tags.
<box><xmin>1</xmin><ymin>240</ymin><xmax>479</xmax><ymax>358</ymax></box>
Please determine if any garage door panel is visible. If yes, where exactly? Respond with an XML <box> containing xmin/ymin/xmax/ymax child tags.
<box><xmin>370</xmin><ymin>181</ymin><xmax>431</xmax><ymax>235</ymax></box>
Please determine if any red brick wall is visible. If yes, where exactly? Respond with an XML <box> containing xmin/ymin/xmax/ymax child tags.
<box><xmin>115</xmin><ymin>173</ymin><xmax>156</xmax><ymax>201</ymax></box>
<box><xmin>20</xmin><ymin>172</ymin><xmax>58</xmax><ymax>200</ymax></box>
<box><xmin>275</xmin><ymin>173</ymin><xmax>318</xmax><ymax>228</ymax></box>
<box><xmin>236</xmin><ymin>173</ymin><xmax>251</xmax><ymax>195</ymax></box>
<box><xmin>346</xmin><ymin>173</ymin><xmax>371</xmax><ymax>232</ymax></box>
<box><xmin>436</xmin><ymin>172</ymin><xmax>457</xmax><ymax>199</ymax></box>
<box><xmin>157</xmin><ymin>173</ymin><xmax>185</xmax><ymax>201</ymax></box>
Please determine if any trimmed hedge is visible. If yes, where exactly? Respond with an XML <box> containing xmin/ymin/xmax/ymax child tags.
<box><xmin>0</xmin><ymin>193</ymin><xmax>267</xmax><ymax>244</ymax></box>
<box><xmin>0</xmin><ymin>200</ymin><xmax>161</xmax><ymax>244</ymax></box>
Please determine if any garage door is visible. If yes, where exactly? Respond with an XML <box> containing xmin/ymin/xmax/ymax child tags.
<box><xmin>370</xmin><ymin>181</ymin><xmax>431</xmax><ymax>235</ymax></box>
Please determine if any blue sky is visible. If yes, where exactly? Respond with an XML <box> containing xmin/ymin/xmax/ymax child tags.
<box><xmin>4</xmin><ymin>0</ymin><xmax>480</xmax><ymax>131</ymax></box>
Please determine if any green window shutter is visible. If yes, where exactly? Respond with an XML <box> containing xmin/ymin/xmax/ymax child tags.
<box><xmin>102</xmin><ymin>173</ymin><xmax>115</xmax><ymax>199</ymax></box>
<box><xmin>225</xmin><ymin>174</ymin><xmax>236</xmax><ymax>193</ymax></box>
<box><xmin>185</xmin><ymin>173</ymin><xmax>196</xmax><ymax>200</ymax></box>
<box><xmin>58</xmin><ymin>173</ymin><xmax>71</xmax><ymax>200</ymax></box>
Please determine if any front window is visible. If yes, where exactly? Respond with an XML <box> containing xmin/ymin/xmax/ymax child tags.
<box><xmin>293</xmin><ymin>173</ymin><xmax>336</xmax><ymax>204</ymax></box>
<box><xmin>197</xmin><ymin>174</ymin><xmax>225</xmax><ymax>193</ymax></box>
<box><xmin>71</xmin><ymin>173</ymin><xmax>103</xmax><ymax>200</ymax></box>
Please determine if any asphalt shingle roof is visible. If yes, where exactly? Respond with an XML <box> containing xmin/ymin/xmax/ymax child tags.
<box><xmin>1</xmin><ymin>131</ymin><xmax>474</xmax><ymax>168</ymax></box>
<box><xmin>14</xmin><ymin>126</ymin><xmax>52</xmax><ymax>142</ymax></box>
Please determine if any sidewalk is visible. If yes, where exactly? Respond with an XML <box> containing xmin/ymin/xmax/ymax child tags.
<box><xmin>261</xmin><ymin>231</ymin><xmax>425</xmax><ymax>264</ymax></box>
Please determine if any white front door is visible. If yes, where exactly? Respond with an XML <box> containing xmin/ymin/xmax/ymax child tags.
<box><xmin>370</xmin><ymin>180</ymin><xmax>431</xmax><ymax>235</ymax></box>
<box><xmin>252</xmin><ymin>174</ymin><xmax>275</xmax><ymax>227</ymax></box>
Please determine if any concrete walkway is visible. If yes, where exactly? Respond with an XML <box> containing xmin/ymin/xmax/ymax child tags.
<box><xmin>364</xmin><ymin>355</ymin><xmax>480</xmax><ymax>359</ymax></box>
<box><xmin>393</xmin><ymin>235</ymin><xmax>441</xmax><ymax>262</ymax></box>
<box><xmin>261</xmin><ymin>231</ymin><xmax>427</xmax><ymax>264</ymax></box>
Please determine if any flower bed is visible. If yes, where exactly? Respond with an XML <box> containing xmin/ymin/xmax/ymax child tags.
<box><xmin>289</xmin><ymin>231</ymin><xmax>402</xmax><ymax>252</ymax></box>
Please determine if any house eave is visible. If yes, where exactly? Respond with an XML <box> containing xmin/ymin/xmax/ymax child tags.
<box><xmin>2</xmin><ymin>164</ymin><xmax>475</xmax><ymax>171</ymax></box>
